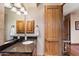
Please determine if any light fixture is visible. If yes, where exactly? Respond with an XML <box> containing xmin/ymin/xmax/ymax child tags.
<box><xmin>11</xmin><ymin>7</ymin><xmax>17</xmax><ymax>12</ymax></box>
<box><xmin>14</xmin><ymin>3</ymin><xmax>22</xmax><ymax>8</ymax></box>
<box><xmin>4</xmin><ymin>3</ymin><xmax>28</xmax><ymax>16</ymax></box>
<box><xmin>4</xmin><ymin>3</ymin><xmax>12</xmax><ymax>8</ymax></box>
<box><xmin>16</xmin><ymin>11</ymin><xmax>21</xmax><ymax>15</ymax></box>
<box><xmin>24</xmin><ymin>11</ymin><xmax>28</xmax><ymax>15</ymax></box>
<box><xmin>20</xmin><ymin>7</ymin><xmax>25</xmax><ymax>12</ymax></box>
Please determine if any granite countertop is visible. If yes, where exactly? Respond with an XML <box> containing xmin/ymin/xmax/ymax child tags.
<box><xmin>0</xmin><ymin>36</ymin><xmax>37</xmax><ymax>56</ymax></box>
<box><xmin>0</xmin><ymin>42</ymin><xmax>34</xmax><ymax>53</ymax></box>
<box><xmin>0</xmin><ymin>41</ymin><xmax>35</xmax><ymax>53</ymax></box>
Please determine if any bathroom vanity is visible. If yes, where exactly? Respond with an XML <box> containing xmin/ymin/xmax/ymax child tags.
<box><xmin>0</xmin><ymin>36</ymin><xmax>37</xmax><ymax>56</ymax></box>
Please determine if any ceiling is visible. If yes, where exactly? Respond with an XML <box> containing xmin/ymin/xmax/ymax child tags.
<box><xmin>23</xmin><ymin>3</ymin><xmax>37</xmax><ymax>9</ymax></box>
<box><xmin>22</xmin><ymin>3</ymin><xmax>63</xmax><ymax>9</ymax></box>
<box><xmin>22</xmin><ymin>3</ymin><xmax>79</xmax><ymax>16</ymax></box>
<box><xmin>22</xmin><ymin>3</ymin><xmax>63</xmax><ymax>13</ymax></box>
<box><xmin>63</xmin><ymin>3</ymin><xmax>79</xmax><ymax>16</ymax></box>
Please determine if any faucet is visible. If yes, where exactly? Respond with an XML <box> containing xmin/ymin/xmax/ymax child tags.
<box><xmin>25</xmin><ymin>32</ymin><xmax>27</xmax><ymax>40</ymax></box>
<box><xmin>25</xmin><ymin>35</ymin><xmax>27</xmax><ymax>40</ymax></box>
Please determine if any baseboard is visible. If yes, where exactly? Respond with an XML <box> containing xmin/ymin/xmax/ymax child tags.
<box><xmin>71</xmin><ymin>43</ymin><xmax>79</xmax><ymax>45</ymax></box>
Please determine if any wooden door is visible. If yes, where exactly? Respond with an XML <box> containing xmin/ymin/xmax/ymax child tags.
<box><xmin>16</xmin><ymin>20</ymin><xmax>25</xmax><ymax>33</ymax></box>
<box><xmin>26</xmin><ymin>20</ymin><xmax>35</xmax><ymax>33</ymax></box>
<box><xmin>44</xmin><ymin>5</ymin><xmax>63</xmax><ymax>55</ymax></box>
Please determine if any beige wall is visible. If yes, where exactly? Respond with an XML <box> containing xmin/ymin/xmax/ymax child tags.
<box><xmin>71</xmin><ymin>9</ymin><xmax>79</xmax><ymax>43</ymax></box>
<box><xmin>0</xmin><ymin>4</ymin><xmax>5</xmax><ymax>45</ymax></box>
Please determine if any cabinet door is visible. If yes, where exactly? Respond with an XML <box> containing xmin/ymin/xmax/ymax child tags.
<box><xmin>26</xmin><ymin>20</ymin><xmax>35</xmax><ymax>33</ymax></box>
<box><xmin>45</xmin><ymin>5</ymin><xmax>62</xmax><ymax>55</ymax></box>
<box><xmin>16</xmin><ymin>20</ymin><xmax>25</xmax><ymax>33</ymax></box>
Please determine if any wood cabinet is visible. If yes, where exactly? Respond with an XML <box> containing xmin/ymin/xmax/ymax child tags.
<box><xmin>44</xmin><ymin>5</ymin><xmax>63</xmax><ymax>55</ymax></box>
<box><xmin>16</xmin><ymin>20</ymin><xmax>25</xmax><ymax>33</ymax></box>
<box><xmin>16</xmin><ymin>20</ymin><xmax>35</xmax><ymax>34</ymax></box>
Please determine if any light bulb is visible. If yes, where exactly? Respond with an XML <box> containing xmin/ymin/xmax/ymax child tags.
<box><xmin>11</xmin><ymin>7</ymin><xmax>17</xmax><ymax>12</ymax></box>
<box><xmin>24</xmin><ymin>11</ymin><xmax>28</xmax><ymax>15</ymax></box>
<box><xmin>20</xmin><ymin>7</ymin><xmax>25</xmax><ymax>12</ymax></box>
<box><xmin>16</xmin><ymin>11</ymin><xmax>21</xmax><ymax>15</ymax></box>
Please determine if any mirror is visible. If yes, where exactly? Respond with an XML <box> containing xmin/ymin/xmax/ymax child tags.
<box><xmin>5</xmin><ymin>7</ymin><xmax>24</xmax><ymax>41</ymax></box>
<box><xmin>5</xmin><ymin>6</ymin><xmax>35</xmax><ymax>41</ymax></box>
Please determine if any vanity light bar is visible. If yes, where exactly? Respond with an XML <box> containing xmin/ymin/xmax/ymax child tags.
<box><xmin>4</xmin><ymin>3</ymin><xmax>28</xmax><ymax>16</ymax></box>
<box><xmin>13</xmin><ymin>3</ymin><xmax>28</xmax><ymax>16</ymax></box>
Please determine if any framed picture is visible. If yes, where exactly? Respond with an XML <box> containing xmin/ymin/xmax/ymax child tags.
<box><xmin>75</xmin><ymin>21</ymin><xmax>79</xmax><ymax>30</ymax></box>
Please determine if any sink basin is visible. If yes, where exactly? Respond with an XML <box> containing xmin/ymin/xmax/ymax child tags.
<box><xmin>22</xmin><ymin>41</ymin><xmax>34</xmax><ymax>45</ymax></box>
